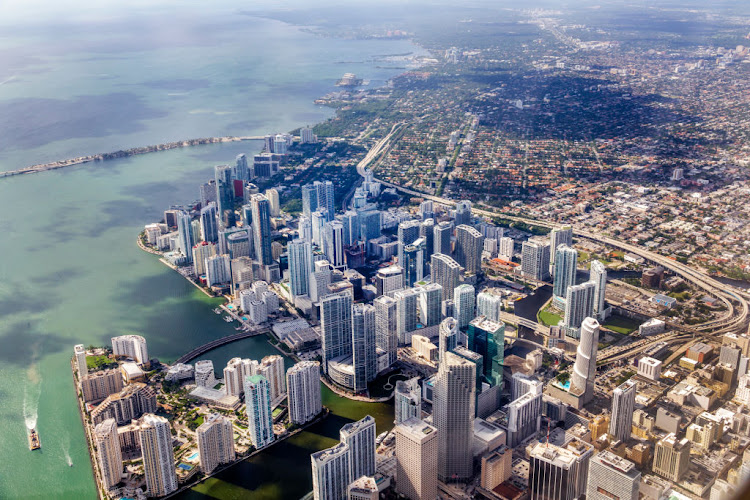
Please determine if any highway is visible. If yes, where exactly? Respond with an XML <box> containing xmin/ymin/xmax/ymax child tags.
<box><xmin>354</xmin><ymin>129</ymin><xmax>749</xmax><ymax>351</ymax></box>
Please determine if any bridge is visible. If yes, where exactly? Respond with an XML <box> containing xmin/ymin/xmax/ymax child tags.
<box><xmin>174</xmin><ymin>329</ymin><xmax>267</xmax><ymax>365</ymax></box>
<box><xmin>498</xmin><ymin>311</ymin><xmax>550</xmax><ymax>336</ymax></box>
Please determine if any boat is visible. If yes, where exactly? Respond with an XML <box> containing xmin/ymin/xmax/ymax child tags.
<box><xmin>223</xmin><ymin>316</ymin><xmax>233</xmax><ymax>322</ymax></box>
<box><xmin>28</xmin><ymin>428</ymin><xmax>41</xmax><ymax>451</ymax></box>
<box><xmin>213</xmin><ymin>308</ymin><xmax>222</xmax><ymax>314</ymax></box>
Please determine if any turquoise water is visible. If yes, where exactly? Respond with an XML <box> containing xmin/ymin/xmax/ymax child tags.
<box><xmin>0</xmin><ymin>5</ymin><xmax>420</xmax><ymax>498</ymax></box>
<box><xmin>188</xmin><ymin>452</ymin><xmax>199</xmax><ymax>461</ymax></box>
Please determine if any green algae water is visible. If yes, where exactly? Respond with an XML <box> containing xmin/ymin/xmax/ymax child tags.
<box><xmin>0</xmin><ymin>6</ymin><xmax>419</xmax><ymax>499</ymax></box>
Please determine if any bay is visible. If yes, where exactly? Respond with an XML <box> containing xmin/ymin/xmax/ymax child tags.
<box><xmin>0</xmin><ymin>6</ymin><xmax>418</xmax><ymax>499</ymax></box>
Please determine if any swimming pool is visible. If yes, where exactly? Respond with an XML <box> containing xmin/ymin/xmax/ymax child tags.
<box><xmin>178</xmin><ymin>463</ymin><xmax>193</xmax><ymax>471</ymax></box>
<box><xmin>187</xmin><ymin>452</ymin><xmax>199</xmax><ymax>461</ymax></box>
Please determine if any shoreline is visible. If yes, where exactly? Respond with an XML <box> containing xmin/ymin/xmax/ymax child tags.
<box><xmin>0</xmin><ymin>135</ymin><xmax>264</xmax><ymax>180</ymax></box>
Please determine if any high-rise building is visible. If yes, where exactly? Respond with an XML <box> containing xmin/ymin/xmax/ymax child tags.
<box><xmin>249</xmin><ymin>194</ymin><xmax>273</xmax><ymax>266</ymax></box>
<box><xmin>259</xmin><ymin>355</ymin><xmax>286</xmax><ymax>404</ymax></box>
<box><xmin>653</xmin><ymin>433</ymin><xmax>690</xmax><ymax>481</ymax></box>
<box><xmin>351</xmin><ymin>304</ymin><xmax>377</xmax><ymax>392</ymax></box>
<box><xmin>419</xmin><ymin>200</ymin><xmax>434</xmax><ymax>221</ymax></box>
<box><xmin>234</xmin><ymin>153</ymin><xmax>250</xmax><ymax>182</ymax></box>
<box><xmin>505</xmin><ymin>386</ymin><xmax>542</xmax><ymax>447</ymax></box>
<box><xmin>215</xmin><ymin>164</ymin><xmax>235</xmax><ymax>227</ymax></box>
<box><xmin>431</xmin><ymin>253</ymin><xmax>462</xmax><ymax>300</ymax></box>
<box><xmin>394</xmin><ymin>288</ymin><xmax>419</xmax><ymax>345</ymax></box>
<box><xmin>395</xmin><ymin>418</ymin><xmax>439</xmax><ymax>500</ymax></box>
<box><xmin>340</xmin><ymin>415</ymin><xmax>377</xmax><ymax>482</ymax></box>
<box><xmin>528</xmin><ymin>439</ymin><xmax>593</xmax><ymax>500</ymax></box>
<box><xmin>563</xmin><ymin>282</ymin><xmax>595</xmax><ymax>338</ymax></box>
<box><xmin>375</xmin><ymin>265</ymin><xmax>404</xmax><ymax>297</ymax></box>
<box><xmin>302</xmin><ymin>183</ymin><xmax>318</xmax><ymax>219</ymax></box>
<box><xmin>511</xmin><ymin>373</ymin><xmax>541</xmax><ymax>401</ymax></box>
<box><xmin>139</xmin><ymin>414</ymin><xmax>178</xmax><ymax>497</ymax></box>
<box><xmin>94</xmin><ymin>418</ymin><xmax>123</xmax><ymax>491</ymax></box>
<box><xmin>303</xmin><ymin>181</ymin><xmax>335</xmax><ymax>220</ymax></box>
<box><xmin>481</xmin><ymin>445</ymin><xmax>512</xmax><ymax>491</ymax></box>
<box><xmin>402</xmin><ymin>239</ymin><xmax>425</xmax><ymax>287</ymax></box>
<box><xmin>398</xmin><ymin>220</ymin><xmax>422</xmax><ymax>268</ymax></box>
<box><xmin>111</xmin><ymin>334</ymin><xmax>149</xmax><ymax>365</ymax></box>
<box><xmin>590</xmin><ymin>260</ymin><xmax>607</xmax><ymax>320</ymax></box>
<box><xmin>324</xmin><ymin>220</ymin><xmax>346</xmax><ymax>269</ymax></box>
<box><xmin>298</xmin><ymin>216</ymin><xmax>313</xmax><ymax>242</ymax></box>
<box><xmin>454</xmin><ymin>200</ymin><xmax>472</xmax><ymax>226</ymax></box>
<box><xmin>609</xmin><ymin>379</ymin><xmax>637</xmax><ymax>442</ymax></box>
<box><xmin>348</xmin><ymin>477</ymin><xmax>379</xmax><ymax>500</ymax></box>
<box><xmin>287</xmin><ymin>361</ymin><xmax>322</xmax><ymax>425</ymax></box>
<box><xmin>570</xmin><ymin>317</ymin><xmax>600</xmax><ymax>404</ymax></box>
<box><xmin>468</xmin><ymin>316</ymin><xmax>505</xmax><ymax>387</ymax></box>
<box><xmin>223</xmin><ymin>357</ymin><xmax>245</xmax><ymax>397</ymax></box>
<box><xmin>74</xmin><ymin>344</ymin><xmax>88</xmax><ymax>377</ymax></box>
<box><xmin>433</xmin><ymin>221</ymin><xmax>453</xmax><ymax>256</ymax></box>
<box><xmin>358</xmin><ymin>209</ymin><xmax>381</xmax><ymax>242</ymax></box>
<box><xmin>288</xmin><ymin>239</ymin><xmax>314</xmax><ymax>296</ymax></box>
<box><xmin>586</xmin><ymin>451</ymin><xmax>640</xmax><ymax>500</ymax></box>
<box><xmin>81</xmin><ymin>369</ymin><xmax>124</xmax><ymax>403</ymax></box>
<box><xmin>455</xmin><ymin>224</ymin><xmax>484</xmax><ymax>275</ymax></box>
<box><xmin>439</xmin><ymin>317</ymin><xmax>459</xmax><ymax>360</ymax></box>
<box><xmin>477</xmin><ymin>291</ymin><xmax>503</xmax><ymax>322</ymax></box>
<box><xmin>176</xmin><ymin>210</ymin><xmax>194</xmax><ymax>260</ymax></box>
<box><xmin>420</xmin><ymin>218</ymin><xmax>435</xmax><ymax>262</ymax></box>
<box><xmin>200</xmin><ymin>180</ymin><xmax>217</xmax><ymax>209</ymax></box>
<box><xmin>192</xmin><ymin>242</ymin><xmax>216</xmax><ymax>276</ymax></box>
<box><xmin>374</xmin><ymin>295</ymin><xmax>398</xmax><ymax>368</ymax></box>
<box><xmin>342</xmin><ymin>210</ymin><xmax>360</xmax><ymax>246</ymax></box>
<box><xmin>499</xmin><ymin>236</ymin><xmax>514</xmax><ymax>261</ymax></box>
<box><xmin>321</xmin><ymin>292</ymin><xmax>353</xmax><ymax>374</ymax></box>
<box><xmin>521</xmin><ymin>238</ymin><xmax>550</xmax><ymax>282</ymax></box>
<box><xmin>205</xmin><ymin>254</ymin><xmax>231</xmax><ymax>287</ymax></box>
<box><xmin>549</xmin><ymin>226</ymin><xmax>573</xmax><ymax>272</ymax></box>
<box><xmin>200</xmin><ymin>202</ymin><xmax>219</xmax><ymax>243</ymax></box>
<box><xmin>434</xmin><ymin>351</ymin><xmax>476</xmax><ymax>482</ymax></box>
<box><xmin>418</xmin><ymin>283</ymin><xmax>443</xmax><ymax>328</ymax></box>
<box><xmin>552</xmin><ymin>245</ymin><xmax>577</xmax><ymax>307</ymax></box>
<box><xmin>454</xmin><ymin>284</ymin><xmax>476</xmax><ymax>329</ymax></box>
<box><xmin>395</xmin><ymin>377</ymin><xmax>422</xmax><ymax>424</ymax></box>
<box><xmin>265</xmin><ymin>188</ymin><xmax>280</xmax><ymax>217</ymax></box>
<box><xmin>312</xmin><ymin>209</ymin><xmax>329</xmax><ymax>248</ymax></box>
<box><xmin>244</xmin><ymin>375</ymin><xmax>275</xmax><ymax>449</ymax></box>
<box><xmin>311</xmin><ymin>441</ymin><xmax>350</xmax><ymax>500</ymax></box>
<box><xmin>197</xmin><ymin>413</ymin><xmax>235</xmax><ymax>474</ymax></box>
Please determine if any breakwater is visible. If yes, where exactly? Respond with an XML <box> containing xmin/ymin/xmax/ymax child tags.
<box><xmin>0</xmin><ymin>135</ymin><xmax>264</xmax><ymax>179</ymax></box>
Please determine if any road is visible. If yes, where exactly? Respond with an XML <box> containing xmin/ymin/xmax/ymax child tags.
<box><xmin>354</xmin><ymin>129</ymin><xmax>749</xmax><ymax>356</ymax></box>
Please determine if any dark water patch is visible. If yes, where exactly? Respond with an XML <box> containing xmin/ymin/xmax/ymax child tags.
<box><xmin>0</xmin><ymin>289</ymin><xmax>57</xmax><ymax>316</ymax></box>
<box><xmin>91</xmin><ymin>199</ymin><xmax>154</xmax><ymax>233</ymax></box>
<box><xmin>0</xmin><ymin>322</ymin><xmax>68</xmax><ymax>366</ymax></box>
<box><xmin>223</xmin><ymin>118</ymin><xmax>271</xmax><ymax>133</ymax></box>
<box><xmin>29</xmin><ymin>267</ymin><xmax>85</xmax><ymax>287</ymax></box>
<box><xmin>139</xmin><ymin>78</ymin><xmax>211</xmax><ymax>91</ymax></box>
<box><xmin>0</xmin><ymin>93</ymin><xmax>167</xmax><ymax>151</ymax></box>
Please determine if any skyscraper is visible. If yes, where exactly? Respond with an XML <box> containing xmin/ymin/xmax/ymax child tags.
<box><xmin>234</xmin><ymin>153</ymin><xmax>250</xmax><ymax>182</ymax></box>
<box><xmin>454</xmin><ymin>224</ymin><xmax>483</xmax><ymax>274</ymax></box>
<box><xmin>549</xmin><ymin>226</ymin><xmax>573</xmax><ymax>272</ymax></box>
<box><xmin>398</xmin><ymin>220</ymin><xmax>422</xmax><ymax>268</ymax></box>
<box><xmin>590</xmin><ymin>260</ymin><xmax>607</xmax><ymax>321</ymax></box>
<box><xmin>176</xmin><ymin>210</ymin><xmax>194</xmax><ymax>260</ymax></box>
<box><xmin>351</xmin><ymin>304</ymin><xmax>377</xmax><ymax>392</ymax></box>
<box><xmin>552</xmin><ymin>244</ymin><xmax>577</xmax><ymax>308</ymax></box>
<box><xmin>249</xmin><ymin>194</ymin><xmax>273</xmax><ymax>266</ymax></box>
<box><xmin>570</xmin><ymin>317</ymin><xmax>600</xmax><ymax>404</ymax></box>
<box><xmin>200</xmin><ymin>202</ymin><xmax>219</xmax><ymax>243</ymax></box>
<box><xmin>402</xmin><ymin>240</ymin><xmax>424</xmax><ymax>287</ymax></box>
<box><xmin>311</xmin><ymin>441</ymin><xmax>350</xmax><ymax>500</ymax></box>
<box><xmin>476</xmin><ymin>291</ymin><xmax>503</xmax><ymax>322</ymax></box>
<box><xmin>287</xmin><ymin>361</ymin><xmax>322</xmax><ymax>425</ymax></box>
<box><xmin>74</xmin><ymin>344</ymin><xmax>88</xmax><ymax>377</ymax></box>
<box><xmin>418</xmin><ymin>283</ymin><xmax>443</xmax><ymax>328</ymax></box>
<box><xmin>321</xmin><ymin>292</ymin><xmax>353</xmax><ymax>373</ymax></box>
<box><xmin>439</xmin><ymin>317</ymin><xmax>459</xmax><ymax>360</ymax></box>
<box><xmin>394</xmin><ymin>288</ymin><xmax>419</xmax><ymax>345</ymax></box>
<box><xmin>586</xmin><ymin>451</ymin><xmax>640</xmax><ymax>500</ymax></box>
<box><xmin>214</xmin><ymin>164</ymin><xmax>235</xmax><ymax>227</ymax></box>
<box><xmin>521</xmin><ymin>238</ymin><xmax>550</xmax><ymax>281</ymax></box>
<box><xmin>431</xmin><ymin>253</ymin><xmax>461</xmax><ymax>300</ymax></box>
<box><xmin>342</xmin><ymin>210</ymin><xmax>360</xmax><ymax>246</ymax></box>
<box><xmin>265</xmin><ymin>188</ymin><xmax>280</xmax><ymax>217</ymax></box>
<box><xmin>318</xmin><ymin>181</ymin><xmax>335</xmax><ymax>220</ymax></box>
<box><xmin>111</xmin><ymin>334</ymin><xmax>149</xmax><ymax>365</ymax></box>
<box><xmin>511</xmin><ymin>372</ymin><xmax>541</xmax><ymax>401</ymax></box>
<box><xmin>653</xmin><ymin>433</ymin><xmax>690</xmax><ymax>481</ymax></box>
<box><xmin>288</xmin><ymin>239</ymin><xmax>314</xmax><ymax>296</ymax></box>
<box><xmin>528</xmin><ymin>439</ymin><xmax>593</xmax><ymax>500</ymax></box>
<box><xmin>434</xmin><ymin>351</ymin><xmax>475</xmax><ymax>482</ymax></box>
<box><xmin>395</xmin><ymin>377</ymin><xmax>422</xmax><ymax>424</ymax></box>
<box><xmin>563</xmin><ymin>282</ymin><xmax>596</xmax><ymax>338</ymax></box>
<box><xmin>139</xmin><ymin>414</ymin><xmax>178</xmax><ymax>497</ymax></box>
<box><xmin>468</xmin><ymin>316</ymin><xmax>505</xmax><ymax>387</ymax></box>
<box><xmin>505</xmin><ymin>385</ymin><xmax>543</xmax><ymax>447</ymax></box>
<box><xmin>375</xmin><ymin>265</ymin><xmax>404</xmax><ymax>297</ymax></box>
<box><xmin>223</xmin><ymin>357</ymin><xmax>245</xmax><ymax>397</ymax></box>
<box><xmin>454</xmin><ymin>284</ymin><xmax>476</xmax><ymax>329</ymax></box>
<box><xmin>259</xmin><ymin>355</ymin><xmax>286</xmax><ymax>403</ymax></box>
<box><xmin>340</xmin><ymin>415</ymin><xmax>377</xmax><ymax>482</ymax></box>
<box><xmin>433</xmin><ymin>221</ymin><xmax>453</xmax><ymax>256</ymax></box>
<box><xmin>244</xmin><ymin>375</ymin><xmax>275</xmax><ymax>449</ymax></box>
<box><xmin>205</xmin><ymin>254</ymin><xmax>231</xmax><ymax>287</ymax></box>
<box><xmin>196</xmin><ymin>413</ymin><xmax>235</xmax><ymax>474</ymax></box>
<box><xmin>302</xmin><ymin>183</ymin><xmax>318</xmax><ymax>218</ymax></box>
<box><xmin>374</xmin><ymin>295</ymin><xmax>398</xmax><ymax>368</ymax></box>
<box><xmin>420</xmin><ymin>218</ymin><xmax>435</xmax><ymax>262</ymax></box>
<box><xmin>395</xmin><ymin>418</ymin><xmax>439</xmax><ymax>500</ymax></box>
<box><xmin>499</xmin><ymin>236</ymin><xmax>514</xmax><ymax>261</ymax></box>
<box><xmin>609</xmin><ymin>379</ymin><xmax>637</xmax><ymax>442</ymax></box>
<box><xmin>324</xmin><ymin>220</ymin><xmax>346</xmax><ymax>268</ymax></box>
<box><xmin>94</xmin><ymin>418</ymin><xmax>123</xmax><ymax>491</ymax></box>
<box><xmin>454</xmin><ymin>200</ymin><xmax>472</xmax><ymax>226</ymax></box>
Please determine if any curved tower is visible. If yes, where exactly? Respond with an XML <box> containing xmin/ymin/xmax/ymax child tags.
<box><xmin>570</xmin><ymin>317</ymin><xmax>600</xmax><ymax>404</ymax></box>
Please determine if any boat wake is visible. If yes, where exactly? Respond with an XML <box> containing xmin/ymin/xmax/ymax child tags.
<box><xmin>23</xmin><ymin>347</ymin><xmax>42</xmax><ymax>430</ymax></box>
